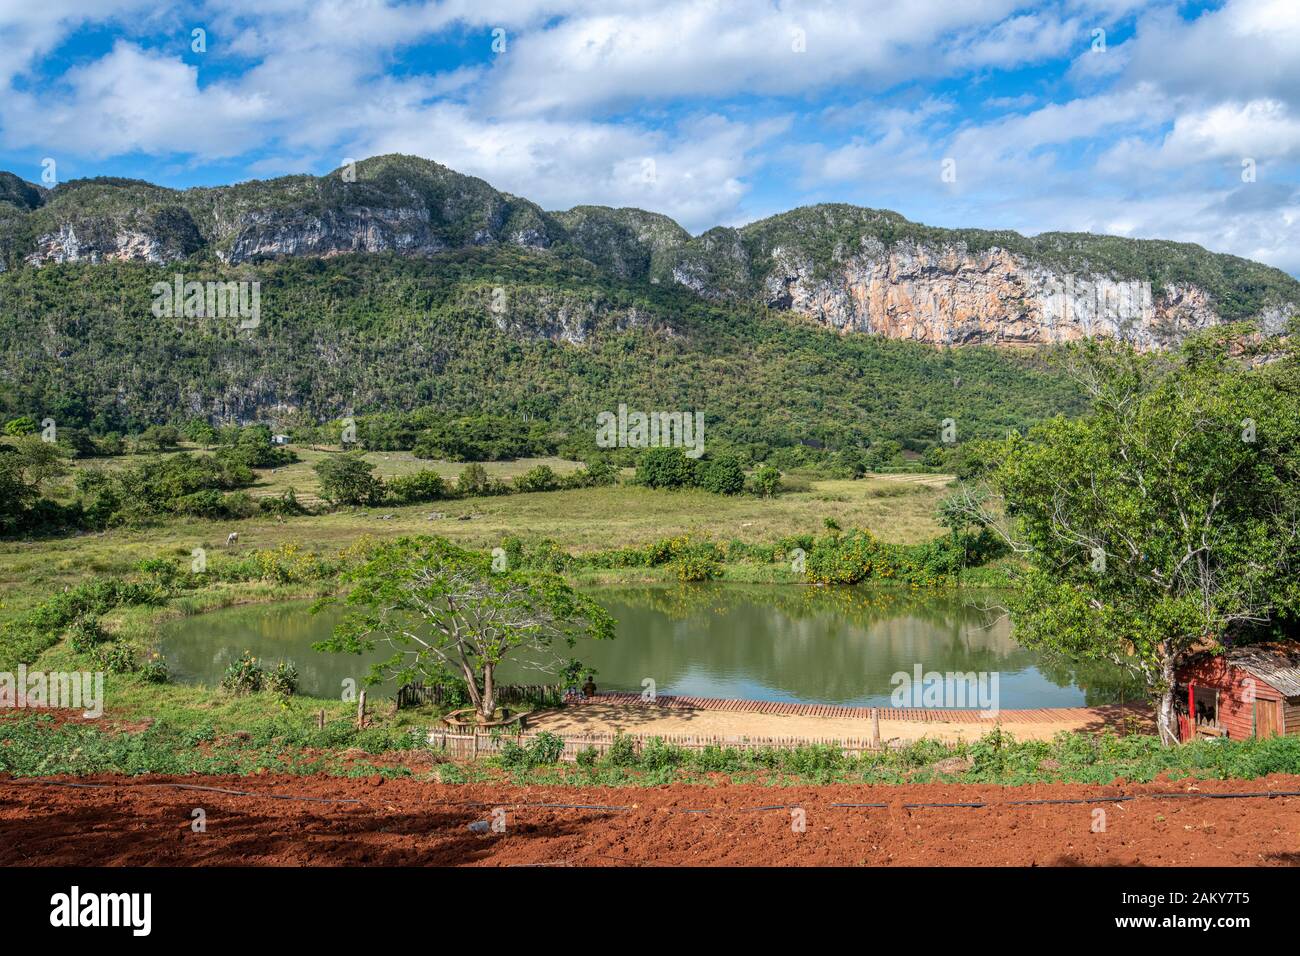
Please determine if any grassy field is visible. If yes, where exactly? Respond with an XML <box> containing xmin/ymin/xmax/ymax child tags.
<box><xmin>0</xmin><ymin>453</ymin><xmax>953</xmax><ymax>623</ymax></box>
<box><xmin>0</xmin><ymin>452</ymin><xmax>965</xmax><ymax>754</ymax></box>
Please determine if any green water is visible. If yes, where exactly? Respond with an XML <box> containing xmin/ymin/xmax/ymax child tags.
<box><xmin>157</xmin><ymin>585</ymin><xmax>1132</xmax><ymax>707</ymax></box>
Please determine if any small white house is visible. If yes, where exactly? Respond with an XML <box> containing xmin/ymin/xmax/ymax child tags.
<box><xmin>271</xmin><ymin>434</ymin><xmax>290</xmax><ymax>445</ymax></box>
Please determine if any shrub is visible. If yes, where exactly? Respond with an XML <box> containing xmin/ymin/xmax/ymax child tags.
<box><xmin>455</xmin><ymin>462</ymin><xmax>495</xmax><ymax>497</ymax></box>
<box><xmin>498</xmin><ymin>739</ymin><xmax>530</xmax><ymax>768</ymax></box>
<box><xmin>750</xmin><ymin>463</ymin><xmax>782</xmax><ymax>497</ymax></box>
<box><xmin>696</xmin><ymin>454</ymin><xmax>745</xmax><ymax>495</ymax></box>
<box><xmin>139</xmin><ymin>655</ymin><xmax>169</xmax><ymax>684</ymax></box>
<box><xmin>526</xmin><ymin>731</ymin><xmax>566</xmax><ymax>765</ymax></box>
<box><xmin>386</xmin><ymin>471</ymin><xmax>446</xmax><ymax>504</ymax></box>
<box><xmin>640</xmin><ymin>737</ymin><xmax>686</xmax><ymax>771</ymax></box>
<box><xmin>635</xmin><ymin>447</ymin><xmax>697</xmax><ymax>489</ymax></box>
<box><xmin>603</xmin><ymin>733</ymin><xmax>639</xmax><ymax>767</ymax></box>
<box><xmin>219</xmin><ymin>543</ymin><xmax>335</xmax><ymax>584</ymax></box>
<box><xmin>220</xmin><ymin>652</ymin><xmax>264</xmax><ymax>694</ymax></box>
<box><xmin>67</xmin><ymin>616</ymin><xmax>111</xmax><ymax>654</ymax></box>
<box><xmin>174</xmin><ymin>489</ymin><xmax>226</xmax><ymax>518</ymax></box>
<box><xmin>674</xmin><ymin>549</ymin><xmax>722</xmax><ymax>582</ymax></box>
<box><xmin>574</xmin><ymin>458</ymin><xmax>618</xmax><ymax>487</ymax></box>
<box><xmin>93</xmin><ymin>641</ymin><xmax>137</xmax><ymax>674</ymax></box>
<box><xmin>260</xmin><ymin>487</ymin><xmax>312</xmax><ymax>517</ymax></box>
<box><xmin>496</xmin><ymin>732</ymin><xmax>565</xmax><ymax>768</ymax></box>
<box><xmin>513</xmin><ymin>464</ymin><xmax>560</xmax><ymax>493</ymax></box>
<box><xmin>264</xmin><ymin>661</ymin><xmax>299</xmax><ymax>697</ymax></box>
<box><xmin>136</xmin><ymin>557</ymin><xmax>182</xmax><ymax>586</ymax></box>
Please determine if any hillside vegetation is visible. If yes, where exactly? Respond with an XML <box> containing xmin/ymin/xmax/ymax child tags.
<box><xmin>0</xmin><ymin>247</ymin><xmax>1084</xmax><ymax>462</ymax></box>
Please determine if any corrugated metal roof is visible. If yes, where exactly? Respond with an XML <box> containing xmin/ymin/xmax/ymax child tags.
<box><xmin>1223</xmin><ymin>643</ymin><xmax>1300</xmax><ymax>697</ymax></box>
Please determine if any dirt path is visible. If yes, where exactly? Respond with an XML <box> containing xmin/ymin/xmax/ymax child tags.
<box><xmin>3</xmin><ymin>772</ymin><xmax>1298</xmax><ymax>866</ymax></box>
<box><xmin>528</xmin><ymin>700</ymin><xmax>1142</xmax><ymax>744</ymax></box>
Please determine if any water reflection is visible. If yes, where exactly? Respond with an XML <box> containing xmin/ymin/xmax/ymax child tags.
<box><xmin>158</xmin><ymin>584</ymin><xmax>1137</xmax><ymax>707</ymax></box>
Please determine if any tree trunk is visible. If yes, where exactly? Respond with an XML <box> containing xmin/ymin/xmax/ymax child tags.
<box><xmin>1156</xmin><ymin>653</ymin><xmax>1180</xmax><ymax>747</ymax></box>
<box><xmin>460</xmin><ymin>662</ymin><xmax>483</xmax><ymax>716</ymax></box>
<box><xmin>480</xmin><ymin>664</ymin><xmax>496</xmax><ymax>719</ymax></box>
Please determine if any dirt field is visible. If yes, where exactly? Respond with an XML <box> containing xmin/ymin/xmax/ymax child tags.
<box><xmin>4</xmin><ymin>772</ymin><xmax>1299</xmax><ymax>866</ymax></box>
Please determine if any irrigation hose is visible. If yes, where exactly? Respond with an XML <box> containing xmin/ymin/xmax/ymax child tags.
<box><xmin>8</xmin><ymin>779</ymin><xmax>1300</xmax><ymax>814</ymax></box>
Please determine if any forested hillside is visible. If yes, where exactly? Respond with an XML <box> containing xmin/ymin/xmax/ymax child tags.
<box><xmin>0</xmin><ymin>246</ymin><xmax>1083</xmax><ymax>466</ymax></box>
<box><xmin>12</xmin><ymin>152</ymin><xmax>1297</xmax><ymax>463</ymax></box>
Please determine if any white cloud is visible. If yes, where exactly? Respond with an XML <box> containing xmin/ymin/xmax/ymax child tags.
<box><xmin>0</xmin><ymin>0</ymin><xmax>1298</xmax><ymax>278</ymax></box>
<box><xmin>355</xmin><ymin>104</ymin><xmax>789</xmax><ymax>231</ymax></box>
<box><xmin>1</xmin><ymin>42</ymin><xmax>270</xmax><ymax>159</ymax></box>
<box><xmin>0</xmin><ymin>0</ymin><xmax>158</xmax><ymax>89</ymax></box>
<box><xmin>477</xmin><ymin>0</ymin><xmax>1051</xmax><ymax>116</ymax></box>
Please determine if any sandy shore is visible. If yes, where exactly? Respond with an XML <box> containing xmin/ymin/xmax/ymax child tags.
<box><xmin>527</xmin><ymin>701</ymin><xmax>1125</xmax><ymax>744</ymax></box>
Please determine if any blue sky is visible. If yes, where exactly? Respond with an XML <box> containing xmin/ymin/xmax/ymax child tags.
<box><xmin>1</xmin><ymin>0</ymin><xmax>1297</xmax><ymax>274</ymax></box>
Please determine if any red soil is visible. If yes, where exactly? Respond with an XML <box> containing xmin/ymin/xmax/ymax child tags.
<box><xmin>3</xmin><ymin>772</ymin><xmax>1300</xmax><ymax>866</ymax></box>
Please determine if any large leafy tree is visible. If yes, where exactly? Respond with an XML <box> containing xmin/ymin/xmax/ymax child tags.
<box><xmin>316</xmin><ymin>536</ymin><xmax>615</xmax><ymax>718</ymax></box>
<box><xmin>953</xmin><ymin>328</ymin><xmax>1300</xmax><ymax>744</ymax></box>
<box><xmin>313</xmin><ymin>452</ymin><xmax>383</xmax><ymax>506</ymax></box>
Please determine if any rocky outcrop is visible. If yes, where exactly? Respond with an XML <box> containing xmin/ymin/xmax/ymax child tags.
<box><xmin>23</xmin><ymin>199</ymin><xmax>204</xmax><ymax>266</ymax></box>
<box><xmin>1</xmin><ymin>159</ymin><xmax>1296</xmax><ymax>349</ymax></box>
<box><xmin>215</xmin><ymin>206</ymin><xmax>448</xmax><ymax>262</ymax></box>
<box><xmin>468</xmin><ymin>285</ymin><xmax>656</xmax><ymax>345</ymax></box>
<box><xmin>757</xmin><ymin>239</ymin><xmax>1226</xmax><ymax>349</ymax></box>
<box><xmin>14</xmin><ymin>157</ymin><xmax>562</xmax><ymax>268</ymax></box>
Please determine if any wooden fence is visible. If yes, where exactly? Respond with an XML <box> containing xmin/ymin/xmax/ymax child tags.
<box><xmin>423</xmin><ymin>728</ymin><xmax>925</xmax><ymax>761</ymax></box>
<box><xmin>395</xmin><ymin>682</ymin><xmax>565</xmax><ymax>710</ymax></box>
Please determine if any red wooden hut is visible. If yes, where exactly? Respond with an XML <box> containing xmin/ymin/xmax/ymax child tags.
<box><xmin>1175</xmin><ymin>642</ymin><xmax>1300</xmax><ymax>742</ymax></box>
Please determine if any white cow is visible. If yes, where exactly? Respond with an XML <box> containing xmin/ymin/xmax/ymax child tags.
<box><xmin>226</xmin><ymin>532</ymin><xmax>239</xmax><ymax>547</ymax></box>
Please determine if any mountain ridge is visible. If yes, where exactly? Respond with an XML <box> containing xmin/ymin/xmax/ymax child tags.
<box><xmin>1</xmin><ymin>153</ymin><xmax>1297</xmax><ymax>348</ymax></box>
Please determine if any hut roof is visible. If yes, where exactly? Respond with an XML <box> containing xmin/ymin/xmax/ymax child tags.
<box><xmin>1220</xmin><ymin>642</ymin><xmax>1300</xmax><ymax>697</ymax></box>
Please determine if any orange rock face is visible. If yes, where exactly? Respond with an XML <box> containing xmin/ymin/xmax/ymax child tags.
<box><xmin>761</xmin><ymin>240</ymin><xmax>1223</xmax><ymax>349</ymax></box>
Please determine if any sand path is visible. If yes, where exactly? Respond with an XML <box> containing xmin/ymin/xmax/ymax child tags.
<box><xmin>527</xmin><ymin>701</ymin><xmax>1139</xmax><ymax>744</ymax></box>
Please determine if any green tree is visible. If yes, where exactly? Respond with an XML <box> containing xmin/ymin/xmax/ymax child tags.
<box><xmin>635</xmin><ymin>447</ymin><xmax>696</xmax><ymax>489</ymax></box>
<box><xmin>696</xmin><ymin>454</ymin><xmax>746</xmax><ymax>495</ymax></box>
<box><xmin>136</xmin><ymin>424</ymin><xmax>182</xmax><ymax>452</ymax></box>
<box><xmin>313</xmin><ymin>453</ymin><xmax>384</xmax><ymax>506</ymax></box>
<box><xmin>456</xmin><ymin>462</ymin><xmax>491</xmax><ymax>496</ymax></box>
<box><xmin>751</xmin><ymin>463</ymin><xmax>782</xmax><ymax>498</ymax></box>
<box><xmin>0</xmin><ymin>448</ymin><xmax>38</xmax><ymax>532</ymax></box>
<box><xmin>4</xmin><ymin>416</ymin><xmax>38</xmax><ymax>437</ymax></box>
<box><xmin>580</xmin><ymin>457</ymin><xmax>619</xmax><ymax>486</ymax></box>
<box><xmin>954</xmin><ymin>331</ymin><xmax>1300</xmax><ymax>745</ymax></box>
<box><xmin>94</xmin><ymin>432</ymin><xmax>126</xmax><ymax>457</ymax></box>
<box><xmin>514</xmin><ymin>464</ymin><xmax>560</xmax><ymax>493</ymax></box>
<box><xmin>8</xmin><ymin>436</ymin><xmax>67</xmax><ymax>492</ymax></box>
<box><xmin>184</xmin><ymin>420</ymin><xmax>218</xmax><ymax>448</ymax></box>
<box><xmin>316</xmin><ymin>537</ymin><xmax>615</xmax><ymax>719</ymax></box>
<box><xmin>55</xmin><ymin>427</ymin><xmax>99</xmax><ymax>459</ymax></box>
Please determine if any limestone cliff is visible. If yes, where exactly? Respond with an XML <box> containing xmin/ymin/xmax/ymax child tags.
<box><xmin>759</xmin><ymin>239</ymin><xmax>1227</xmax><ymax>349</ymax></box>
<box><xmin>1</xmin><ymin>159</ymin><xmax>1296</xmax><ymax>347</ymax></box>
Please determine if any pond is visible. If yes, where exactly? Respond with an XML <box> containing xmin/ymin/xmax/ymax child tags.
<box><xmin>157</xmin><ymin>585</ymin><xmax>1134</xmax><ymax>708</ymax></box>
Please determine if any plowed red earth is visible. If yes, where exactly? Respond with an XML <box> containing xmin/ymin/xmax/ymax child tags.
<box><xmin>3</xmin><ymin>773</ymin><xmax>1300</xmax><ymax>866</ymax></box>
